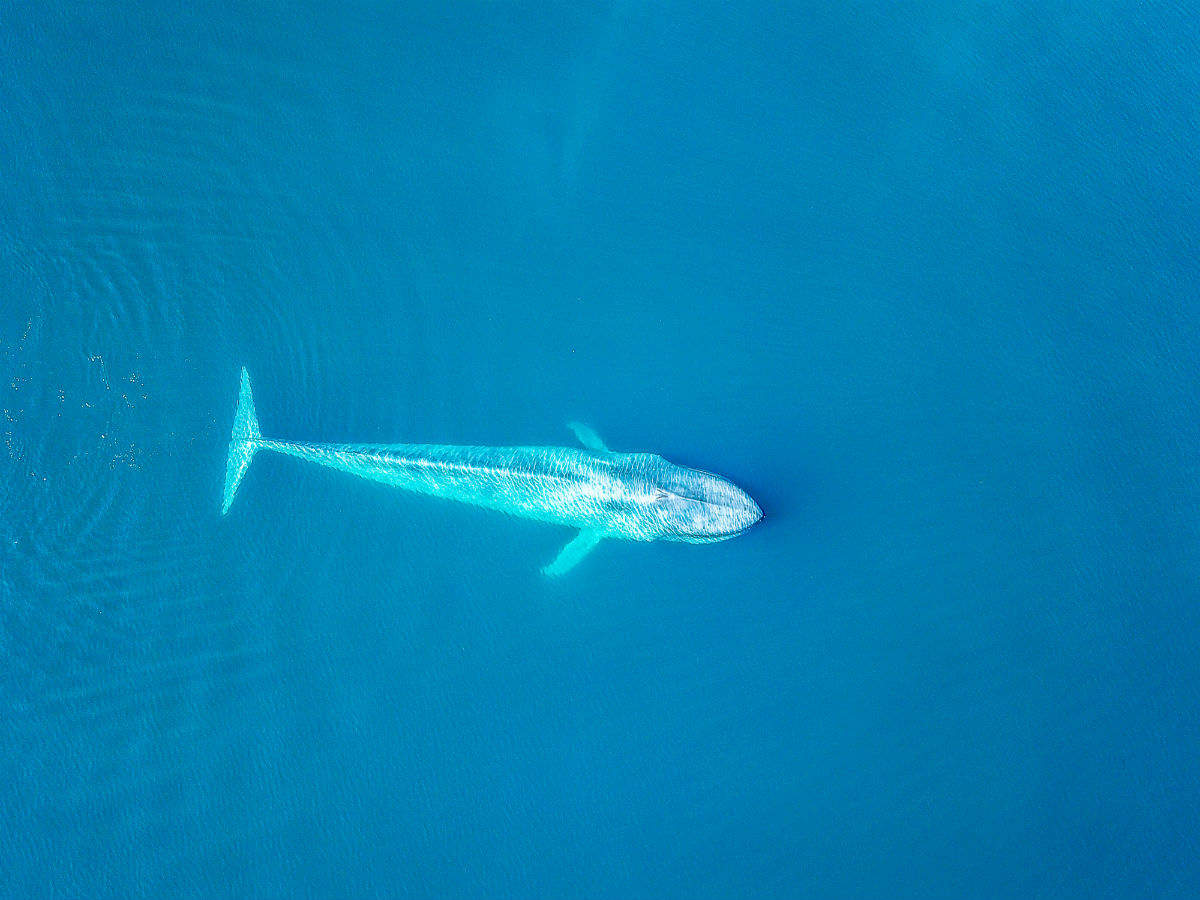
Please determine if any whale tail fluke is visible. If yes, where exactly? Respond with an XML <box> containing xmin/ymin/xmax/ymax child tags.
<box><xmin>222</xmin><ymin>367</ymin><xmax>262</xmax><ymax>515</ymax></box>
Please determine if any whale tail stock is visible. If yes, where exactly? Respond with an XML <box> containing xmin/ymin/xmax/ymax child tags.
<box><xmin>221</xmin><ymin>367</ymin><xmax>262</xmax><ymax>515</ymax></box>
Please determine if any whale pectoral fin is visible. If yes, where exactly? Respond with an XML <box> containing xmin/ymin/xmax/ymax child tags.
<box><xmin>542</xmin><ymin>529</ymin><xmax>603</xmax><ymax>577</ymax></box>
<box><xmin>568</xmin><ymin>422</ymin><xmax>609</xmax><ymax>453</ymax></box>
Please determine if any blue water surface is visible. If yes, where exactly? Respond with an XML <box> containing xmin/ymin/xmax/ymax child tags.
<box><xmin>2</xmin><ymin>3</ymin><xmax>1198</xmax><ymax>898</ymax></box>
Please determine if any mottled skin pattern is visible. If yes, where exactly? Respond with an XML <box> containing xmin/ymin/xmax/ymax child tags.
<box><xmin>258</xmin><ymin>441</ymin><xmax>762</xmax><ymax>543</ymax></box>
<box><xmin>222</xmin><ymin>368</ymin><xmax>761</xmax><ymax>574</ymax></box>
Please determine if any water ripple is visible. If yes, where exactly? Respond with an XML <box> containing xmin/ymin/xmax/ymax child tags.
<box><xmin>0</xmin><ymin>58</ymin><xmax>360</xmax><ymax>827</ymax></box>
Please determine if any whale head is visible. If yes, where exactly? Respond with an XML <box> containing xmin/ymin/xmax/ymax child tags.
<box><xmin>648</xmin><ymin>462</ymin><xmax>762</xmax><ymax>543</ymax></box>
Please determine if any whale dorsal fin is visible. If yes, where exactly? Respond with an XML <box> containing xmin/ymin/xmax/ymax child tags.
<box><xmin>568</xmin><ymin>422</ymin><xmax>609</xmax><ymax>453</ymax></box>
<box><xmin>542</xmin><ymin>529</ymin><xmax>603</xmax><ymax>577</ymax></box>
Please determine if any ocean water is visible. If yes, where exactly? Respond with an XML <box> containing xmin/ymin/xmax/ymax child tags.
<box><xmin>2</xmin><ymin>3</ymin><xmax>1198</xmax><ymax>897</ymax></box>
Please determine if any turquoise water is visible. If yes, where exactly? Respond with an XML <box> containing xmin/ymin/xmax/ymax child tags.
<box><xmin>3</xmin><ymin>4</ymin><xmax>1198</xmax><ymax>898</ymax></box>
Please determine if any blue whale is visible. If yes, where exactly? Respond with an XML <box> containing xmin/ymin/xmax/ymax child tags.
<box><xmin>222</xmin><ymin>368</ymin><xmax>761</xmax><ymax>575</ymax></box>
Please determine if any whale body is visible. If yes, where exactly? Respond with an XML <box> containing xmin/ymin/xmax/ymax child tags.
<box><xmin>222</xmin><ymin>368</ymin><xmax>761</xmax><ymax>575</ymax></box>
